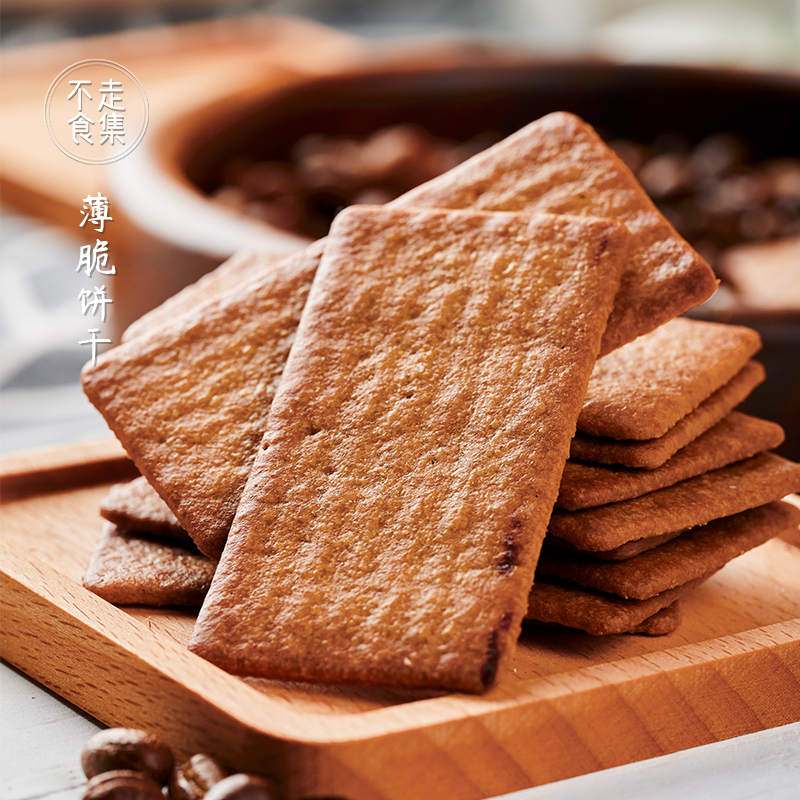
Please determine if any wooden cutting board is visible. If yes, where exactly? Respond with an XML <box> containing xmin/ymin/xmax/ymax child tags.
<box><xmin>2</xmin><ymin>440</ymin><xmax>799</xmax><ymax>800</ymax></box>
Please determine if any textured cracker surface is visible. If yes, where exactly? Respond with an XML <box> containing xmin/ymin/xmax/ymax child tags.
<box><xmin>83</xmin><ymin>522</ymin><xmax>216</xmax><ymax>606</ymax></box>
<box><xmin>101</xmin><ymin>477</ymin><xmax>186</xmax><ymax>539</ymax></box>
<box><xmin>82</xmin><ymin>248</ymin><xmax>320</xmax><ymax>559</ymax></box>
<box><xmin>579</xmin><ymin>318</ymin><xmax>761</xmax><ymax>439</ymax></box>
<box><xmin>570</xmin><ymin>360</ymin><xmax>766</xmax><ymax>469</ymax></box>
<box><xmin>525</xmin><ymin>574</ymin><xmax>711</xmax><ymax>635</ymax></box>
<box><xmin>630</xmin><ymin>601</ymin><xmax>683</xmax><ymax>635</ymax></box>
<box><xmin>122</xmin><ymin>250</ymin><xmax>294</xmax><ymax>342</ymax></box>
<box><xmin>189</xmin><ymin>207</ymin><xmax>630</xmax><ymax>693</ymax></box>
<box><xmin>546</xmin><ymin>530</ymin><xmax>684</xmax><ymax>561</ymax></box>
<box><xmin>82</xmin><ymin>112</ymin><xmax>715</xmax><ymax>559</ymax></box>
<box><xmin>549</xmin><ymin>452</ymin><xmax>800</xmax><ymax>551</ymax></box>
<box><xmin>398</xmin><ymin>111</ymin><xmax>717</xmax><ymax>355</ymax></box>
<box><xmin>539</xmin><ymin>501</ymin><xmax>799</xmax><ymax>599</ymax></box>
<box><xmin>558</xmin><ymin>411</ymin><xmax>784</xmax><ymax>509</ymax></box>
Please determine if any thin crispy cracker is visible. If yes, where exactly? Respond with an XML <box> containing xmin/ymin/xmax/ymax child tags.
<box><xmin>82</xmin><ymin>528</ymin><xmax>685</xmax><ymax>634</ymax></box>
<box><xmin>570</xmin><ymin>360</ymin><xmax>766</xmax><ymax>469</ymax></box>
<box><xmin>122</xmin><ymin>250</ymin><xmax>294</xmax><ymax>342</ymax></box>
<box><xmin>83</xmin><ymin>112</ymin><xmax>715</xmax><ymax>560</ymax></box>
<box><xmin>101</xmin><ymin>477</ymin><xmax>188</xmax><ymax>540</ymax></box>
<box><xmin>558</xmin><ymin>411</ymin><xmax>784</xmax><ymax>510</ymax></box>
<box><xmin>83</xmin><ymin>522</ymin><xmax>215</xmax><ymax>606</ymax></box>
<box><xmin>630</xmin><ymin>601</ymin><xmax>683</xmax><ymax>635</ymax></box>
<box><xmin>82</xmin><ymin>247</ymin><xmax>321</xmax><ymax>559</ymax></box>
<box><xmin>398</xmin><ymin>111</ymin><xmax>716</xmax><ymax>355</ymax></box>
<box><xmin>189</xmin><ymin>207</ymin><xmax>630</xmax><ymax>693</ymax></box>
<box><xmin>525</xmin><ymin>574</ymin><xmax>711</xmax><ymax>635</ymax></box>
<box><xmin>549</xmin><ymin>452</ymin><xmax>800</xmax><ymax>552</ymax></box>
<box><xmin>539</xmin><ymin>501</ymin><xmax>798</xmax><ymax>599</ymax></box>
<box><xmin>547</xmin><ymin>530</ymin><xmax>683</xmax><ymax>561</ymax></box>
<box><xmin>578</xmin><ymin>318</ymin><xmax>761</xmax><ymax>440</ymax></box>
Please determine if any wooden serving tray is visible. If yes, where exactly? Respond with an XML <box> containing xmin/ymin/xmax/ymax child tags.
<box><xmin>2</xmin><ymin>439</ymin><xmax>799</xmax><ymax>800</ymax></box>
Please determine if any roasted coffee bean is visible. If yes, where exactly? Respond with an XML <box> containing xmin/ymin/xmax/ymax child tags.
<box><xmin>82</xmin><ymin>770</ymin><xmax>165</xmax><ymax>800</ymax></box>
<box><xmin>81</xmin><ymin>728</ymin><xmax>174</xmax><ymax>784</ymax></box>
<box><xmin>169</xmin><ymin>753</ymin><xmax>228</xmax><ymax>800</ymax></box>
<box><xmin>203</xmin><ymin>773</ymin><xmax>282</xmax><ymax>800</ymax></box>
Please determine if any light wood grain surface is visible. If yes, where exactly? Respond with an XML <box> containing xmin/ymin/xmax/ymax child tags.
<box><xmin>3</xmin><ymin>660</ymin><xmax>798</xmax><ymax>800</ymax></box>
<box><xmin>2</xmin><ymin>441</ymin><xmax>799</xmax><ymax>799</ymax></box>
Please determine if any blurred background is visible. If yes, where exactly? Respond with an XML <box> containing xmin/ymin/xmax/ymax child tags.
<box><xmin>1</xmin><ymin>0</ymin><xmax>799</xmax><ymax>456</ymax></box>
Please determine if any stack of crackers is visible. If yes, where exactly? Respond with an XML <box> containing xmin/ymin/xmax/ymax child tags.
<box><xmin>526</xmin><ymin>316</ymin><xmax>800</xmax><ymax>636</ymax></box>
<box><xmin>81</xmin><ymin>112</ymin><xmax>800</xmax><ymax>694</ymax></box>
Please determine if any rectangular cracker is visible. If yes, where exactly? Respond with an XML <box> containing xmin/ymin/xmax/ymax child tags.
<box><xmin>525</xmin><ymin>574</ymin><xmax>711</xmax><ymax>635</ymax></box>
<box><xmin>538</xmin><ymin>500</ymin><xmax>799</xmax><ymax>599</ymax></box>
<box><xmin>578</xmin><ymin>317</ymin><xmax>761</xmax><ymax>440</ymax></box>
<box><xmin>549</xmin><ymin>452</ymin><xmax>800</xmax><ymax>552</ymax></box>
<box><xmin>83</xmin><ymin>112</ymin><xmax>716</xmax><ymax>560</ymax></box>
<box><xmin>557</xmin><ymin>411</ymin><xmax>784</xmax><ymax>510</ymax></box>
<box><xmin>122</xmin><ymin>250</ymin><xmax>294</xmax><ymax>342</ymax></box>
<box><xmin>570</xmin><ymin>360</ymin><xmax>766</xmax><ymax>469</ymax></box>
<box><xmin>397</xmin><ymin>111</ymin><xmax>717</xmax><ymax>355</ymax></box>
<box><xmin>83</xmin><ymin>522</ymin><xmax>216</xmax><ymax>607</ymax></box>
<box><xmin>82</xmin><ymin>247</ymin><xmax>321</xmax><ymax>559</ymax></box>
<box><xmin>188</xmin><ymin>206</ymin><xmax>631</xmax><ymax>693</ymax></box>
<box><xmin>548</xmin><ymin>530</ymin><xmax>683</xmax><ymax>561</ymax></box>
<box><xmin>101</xmin><ymin>477</ymin><xmax>188</xmax><ymax>540</ymax></box>
<box><xmin>629</xmin><ymin>601</ymin><xmax>683</xmax><ymax>635</ymax></box>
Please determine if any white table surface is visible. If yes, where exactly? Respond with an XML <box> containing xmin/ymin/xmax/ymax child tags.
<box><xmin>2</xmin><ymin>658</ymin><xmax>798</xmax><ymax>800</ymax></box>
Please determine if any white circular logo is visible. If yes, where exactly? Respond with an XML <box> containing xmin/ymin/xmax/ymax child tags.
<box><xmin>44</xmin><ymin>59</ymin><xmax>148</xmax><ymax>165</ymax></box>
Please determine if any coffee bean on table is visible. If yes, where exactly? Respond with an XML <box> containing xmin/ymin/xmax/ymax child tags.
<box><xmin>203</xmin><ymin>773</ymin><xmax>282</xmax><ymax>800</ymax></box>
<box><xmin>81</xmin><ymin>728</ymin><xmax>174</xmax><ymax>784</ymax></box>
<box><xmin>169</xmin><ymin>753</ymin><xmax>229</xmax><ymax>800</ymax></box>
<box><xmin>82</xmin><ymin>770</ymin><xmax>165</xmax><ymax>800</ymax></box>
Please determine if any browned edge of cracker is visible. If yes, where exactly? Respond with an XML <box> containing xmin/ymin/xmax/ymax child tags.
<box><xmin>630</xmin><ymin>601</ymin><xmax>683</xmax><ymax>635</ymax></box>
<box><xmin>525</xmin><ymin>572</ymin><xmax>713</xmax><ymax>635</ymax></box>
<box><xmin>546</xmin><ymin>529</ymin><xmax>684</xmax><ymax>561</ymax></box>
<box><xmin>569</xmin><ymin>360</ymin><xmax>767</xmax><ymax>469</ymax></box>
<box><xmin>548</xmin><ymin>452</ymin><xmax>800</xmax><ymax>552</ymax></box>
<box><xmin>189</xmin><ymin>207</ymin><xmax>631</xmax><ymax>693</ymax></box>
<box><xmin>558</xmin><ymin>411</ymin><xmax>785</xmax><ymax>510</ymax></box>
<box><xmin>538</xmin><ymin>500</ymin><xmax>800</xmax><ymax>599</ymax></box>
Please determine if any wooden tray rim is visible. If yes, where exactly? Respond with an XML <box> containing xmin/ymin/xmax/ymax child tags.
<box><xmin>2</xmin><ymin>441</ymin><xmax>799</xmax><ymax>749</ymax></box>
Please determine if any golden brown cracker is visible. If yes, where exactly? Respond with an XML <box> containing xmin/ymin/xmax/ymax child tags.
<box><xmin>558</xmin><ymin>411</ymin><xmax>784</xmax><ymax>510</ymax></box>
<box><xmin>578</xmin><ymin>318</ymin><xmax>761</xmax><ymax>440</ymax></box>
<box><xmin>82</xmin><ymin>246</ymin><xmax>321</xmax><ymax>559</ymax></box>
<box><xmin>189</xmin><ymin>207</ymin><xmax>630</xmax><ymax>693</ymax></box>
<box><xmin>570</xmin><ymin>360</ymin><xmax>766</xmax><ymax>469</ymax></box>
<box><xmin>82</xmin><ymin>113</ymin><xmax>715</xmax><ymax>560</ymax></box>
<box><xmin>398</xmin><ymin>111</ymin><xmax>717</xmax><ymax>355</ymax></box>
<box><xmin>538</xmin><ymin>501</ymin><xmax>799</xmax><ymax>599</ymax></box>
<box><xmin>122</xmin><ymin>250</ymin><xmax>295</xmax><ymax>342</ymax></box>
<box><xmin>630</xmin><ymin>601</ymin><xmax>683</xmax><ymax>635</ymax></box>
<box><xmin>525</xmin><ymin>574</ymin><xmax>711</xmax><ymax>635</ymax></box>
<box><xmin>549</xmin><ymin>452</ymin><xmax>800</xmax><ymax>552</ymax></box>
<box><xmin>101</xmin><ymin>477</ymin><xmax>188</xmax><ymax>540</ymax></box>
<box><xmin>547</xmin><ymin>530</ymin><xmax>684</xmax><ymax>561</ymax></box>
<box><xmin>83</xmin><ymin>522</ymin><xmax>216</xmax><ymax>606</ymax></box>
